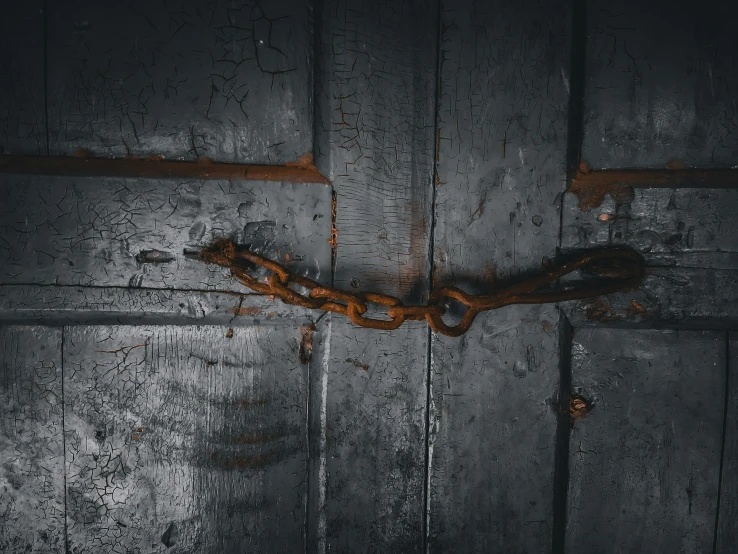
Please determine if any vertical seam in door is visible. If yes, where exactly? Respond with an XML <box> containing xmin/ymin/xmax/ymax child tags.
<box><xmin>712</xmin><ymin>332</ymin><xmax>730</xmax><ymax>554</ymax></box>
<box><xmin>559</xmin><ymin>0</ymin><xmax>587</xmax><ymax>254</ymax></box>
<box><xmin>61</xmin><ymin>326</ymin><xmax>69</xmax><ymax>553</ymax></box>
<box><xmin>423</xmin><ymin>1</ymin><xmax>443</xmax><ymax>552</ymax></box>
<box><xmin>551</xmin><ymin>312</ymin><xmax>573</xmax><ymax>554</ymax></box>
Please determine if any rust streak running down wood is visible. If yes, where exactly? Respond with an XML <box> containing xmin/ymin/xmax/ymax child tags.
<box><xmin>0</xmin><ymin>154</ymin><xmax>330</xmax><ymax>184</ymax></box>
<box><xmin>573</xmin><ymin>168</ymin><xmax>738</xmax><ymax>189</ymax></box>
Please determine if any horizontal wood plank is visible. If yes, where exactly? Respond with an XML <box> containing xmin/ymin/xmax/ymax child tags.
<box><xmin>0</xmin><ymin>175</ymin><xmax>332</xmax><ymax>290</ymax></box>
<box><xmin>561</xmin><ymin>188</ymin><xmax>738</xmax><ymax>324</ymax></box>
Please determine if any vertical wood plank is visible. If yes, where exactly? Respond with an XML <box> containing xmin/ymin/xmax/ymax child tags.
<box><xmin>63</xmin><ymin>325</ymin><xmax>308</xmax><ymax>553</ymax></box>
<box><xmin>566</xmin><ymin>328</ymin><xmax>725</xmax><ymax>553</ymax></box>
<box><xmin>717</xmin><ymin>333</ymin><xmax>737</xmax><ymax>553</ymax></box>
<box><xmin>0</xmin><ymin>326</ymin><xmax>65</xmax><ymax>553</ymax></box>
<box><xmin>0</xmin><ymin>2</ymin><xmax>46</xmax><ymax>155</ymax></box>
<box><xmin>428</xmin><ymin>1</ymin><xmax>571</xmax><ymax>551</ymax></box>
<box><xmin>47</xmin><ymin>0</ymin><xmax>312</xmax><ymax>163</ymax></box>
<box><xmin>314</xmin><ymin>0</ymin><xmax>437</xmax><ymax>551</ymax></box>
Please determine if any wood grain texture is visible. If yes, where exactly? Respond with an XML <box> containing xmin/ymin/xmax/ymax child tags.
<box><xmin>716</xmin><ymin>332</ymin><xmax>737</xmax><ymax>553</ymax></box>
<box><xmin>314</xmin><ymin>0</ymin><xmax>437</xmax><ymax>550</ymax></box>
<box><xmin>0</xmin><ymin>285</ymin><xmax>315</xmax><ymax>326</ymax></box>
<box><xmin>63</xmin><ymin>325</ymin><xmax>309</xmax><ymax>553</ymax></box>
<box><xmin>0</xmin><ymin>175</ymin><xmax>332</xmax><ymax>289</ymax></box>
<box><xmin>0</xmin><ymin>1</ymin><xmax>46</xmax><ymax>155</ymax></box>
<box><xmin>0</xmin><ymin>326</ymin><xmax>65</xmax><ymax>553</ymax></box>
<box><xmin>47</xmin><ymin>0</ymin><xmax>312</xmax><ymax>164</ymax></box>
<box><xmin>566</xmin><ymin>328</ymin><xmax>725</xmax><ymax>553</ymax></box>
<box><xmin>581</xmin><ymin>0</ymin><xmax>738</xmax><ymax>169</ymax></box>
<box><xmin>561</xmin><ymin>188</ymin><xmax>738</xmax><ymax>324</ymax></box>
<box><xmin>428</xmin><ymin>1</ymin><xmax>571</xmax><ymax>551</ymax></box>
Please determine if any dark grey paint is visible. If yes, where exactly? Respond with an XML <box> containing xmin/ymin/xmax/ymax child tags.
<box><xmin>582</xmin><ymin>0</ymin><xmax>738</xmax><ymax>169</ymax></box>
<box><xmin>47</xmin><ymin>0</ymin><xmax>312</xmax><ymax>163</ymax></box>
<box><xmin>0</xmin><ymin>2</ymin><xmax>46</xmax><ymax>155</ymax></box>
<box><xmin>566</xmin><ymin>328</ymin><xmax>724</xmax><ymax>553</ymax></box>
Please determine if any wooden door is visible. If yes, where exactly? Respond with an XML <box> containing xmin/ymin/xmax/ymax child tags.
<box><xmin>1</xmin><ymin>1</ymin><xmax>737</xmax><ymax>553</ymax></box>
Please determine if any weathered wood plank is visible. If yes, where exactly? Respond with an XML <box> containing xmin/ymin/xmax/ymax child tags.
<box><xmin>0</xmin><ymin>326</ymin><xmax>65</xmax><ymax>553</ymax></box>
<box><xmin>0</xmin><ymin>175</ymin><xmax>332</xmax><ymax>289</ymax></box>
<box><xmin>428</xmin><ymin>0</ymin><xmax>571</xmax><ymax>551</ymax></box>
<box><xmin>716</xmin><ymin>332</ymin><xmax>737</xmax><ymax>553</ymax></box>
<box><xmin>581</xmin><ymin>0</ymin><xmax>738</xmax><ymax>169</ymax></box>
<box><xmin>63</xmin><ymin>325</ymin><xmax>309</xmax><ymax>553</ymax></box>
<box><xmin>0</xmin><ymin>2</ymin><xmax>46</xmax><ymax>155</ymax></box>
<box><xmin>47</xmin><ymin>0</ymin><xmax>312</xmax><ymax>164</ymax></box>
<box><xmin>561</xmin><ymin>188</ymin><xmax>738</xmax><ymax>325</ymax></box>
<box><xmin>0</xmin><ymin>285</ymin><xmax>315</xmax><ymax>326</ymax></box>
<box><xmin>566</xmin><ymin>328</ymin><xmax>725</xmax><ymax>553</ymax></box>
<box><xmin>314</xmin><ymin>0</ymin><xmax>437</xmax><ymax>550</ymax></box>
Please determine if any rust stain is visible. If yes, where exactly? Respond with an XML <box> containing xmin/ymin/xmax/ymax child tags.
<box><xmin>570</xmin><ymin>166</ymin><xmax>738</xmax><ymax>210</ymax></box>
<box><xmin>584</xmin><ymin>297</ymin><xmax>618</xmax><ymax>322</ymax></box>
<box><xmin>299</xmin><ymin>324</ymin><xmax>315</xmax><ymax>364</ymax></box>
<box><xmin>231</xmin><ymin>306</ymin><xmax>261</xmax><ymax>316</ymax></box>
<box><xmin>630</xmin><ymin>300</ymin><xmax>646</xmax><ymax>313</ymax></box>
<box><xmin>233</xmin><ymin>398</ymin><xmax>269</xmax><ymax>409</ymax></box>
<box><xmin>0</xmin><ymin>154</ymin><xmax>331</xmax><ymax>184</ymax></box>
<box><xmin>541</xmin><ymin>319</ymin><xmax>554</xmax><ymax>332</ymax></box>
<box><xmin>285</xmin><ymin>152</ymin><xmax>315</xmax><ymax>168</ymax></box>
<box><xmin>210</xmin><ymin>450</ymin><xmax>284</xmax><ymax>470</ymax></box>
<box><xmin>226</xmin><ymin>328</ymin><xmax>234</xmax><ymax>339</ymax></box>
<box><xmin>569</xmin><ymin>394</ymin><xmax>593</xmax><ymax>421</ymax></box>
<box><xmin>345</xmin><ymin>357</ymin><xmax>369</xmax><ymax>371</ymax></box>
<box><xmin>235</xmin><ymin>430</ymin><xmax>286</xmax><ymax>445</ymax></box>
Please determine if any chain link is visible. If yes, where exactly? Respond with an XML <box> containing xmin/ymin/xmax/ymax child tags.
<box><xmin>194</xmin><ymin>239</ymin><xmax>645</xmax><ymax>337</ymax></box>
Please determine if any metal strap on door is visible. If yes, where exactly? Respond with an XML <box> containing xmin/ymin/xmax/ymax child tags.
<box><xmin>191</xmin><ymin>240</ymin><xmax>645</xmax><ymax>337</ymax></box>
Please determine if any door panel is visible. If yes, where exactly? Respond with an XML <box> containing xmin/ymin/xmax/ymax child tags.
<box><xmin>562</xmin><ymin>188</ymin><xmax>738</xmax><ymax>325</ymax></box>
<box><xmin>0</xmin><ymin>175</ymin><xmax>332</xmax><ymax>289</ymax></box>
<box><xmin>47</xmin><ymin>0</ymin><xmax>313</xmax><ymax>163</ymax></box>
<box><xmin>581</xmin><ymin>0</ymin><xmax>738</xmax><ymax>169</ymax></box>
<box><xmin>0</xmin><ymin>2</ymin><xmax>46</xmax><ymax>155</ymax></box>
<box><xmin>428</xmin><ymin>0</ymin><xmax>570</xmax><ymax>551</ymax></box>
<box><xmin>63</xmin><ymin>324</ymin><xmax>309</xmax><ymax>553</ymax></box>
<box><xmin>0</xmin><ymin>326</ymin><xmax>65</xmax><ymax>553</ymax></box>
<box><xmin>566</xmin><ymin>328</ymin><xmax>725</xmax><ymax>553</ymax></box>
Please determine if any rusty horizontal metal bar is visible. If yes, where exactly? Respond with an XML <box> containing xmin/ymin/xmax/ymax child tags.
<box><xmin>572</xmin><ymin>168</ymin><xmax>738</xmax><ymax>189</ymax></box>
<box><xmin>0</xmin><ymin>154</ymin><xmax>330</xmax><ymax>184</ymax></box>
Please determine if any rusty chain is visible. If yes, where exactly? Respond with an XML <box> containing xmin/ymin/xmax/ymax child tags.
<box><xmin>193</xmin><ymin>239</ymin><xmax>645</xmax><ymax>337</ymax></box>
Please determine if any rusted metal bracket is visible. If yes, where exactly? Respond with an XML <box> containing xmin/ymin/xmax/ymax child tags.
<box><xmin>0</xmin><ymin>154</ymin><xmax>329</xmax><ymax>184</ymax></box>
<box><xmin>191</xmin><ymin>239</ymin><xmax>645</xmax><ymax>337</ymax></box>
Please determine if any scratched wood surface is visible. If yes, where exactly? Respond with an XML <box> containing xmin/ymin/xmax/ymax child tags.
<box><xmin>581</xmin><ymin>0</ymin><xmax>738</xmax><ymax>169</ymax></box>
<box><xmin>427</xmin><ymin>1</ymin><xmax>571</xmax><ymax>551</ymax></box>
<box><xmin>716</xmin><ymin>332</ymin><xmax>737</xmax><ymax>553</ymax></box>
<box><xmin>0</xmin><ymin>326</ymin><xmax>65</xmax><ymax>553</ymax></box>
<box><xmin>566</xmin><ymin>328</ymin><xmax>725</xmax><ymax>553</ymax></box>
<box><xmin>0</xmin><ymin>175</ymin><xmax>332</xmax><ymax>290</ymax></box>
<box><xmin>46</xmin><ymin>0</ymin><xmax>312</xmax><ymax>164</ymax></box>
<box><xmin>313</xmin><ymin>0</ymin><xmax>437</xmax><ymax>551</ymax></box>
<box><xmin>63</xmin><ymin>325</ymin><xmax>309</xmax><ymax>553</ymax></box>
<box><xmin>0</xmin><ymin>2</ymin><xmax>46</xmax><ymax>155</ymax></box>
<box><xmin>561</xmin><ymin>188</ymin><xmax>738</xmax><ymax>325</ymax></box>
